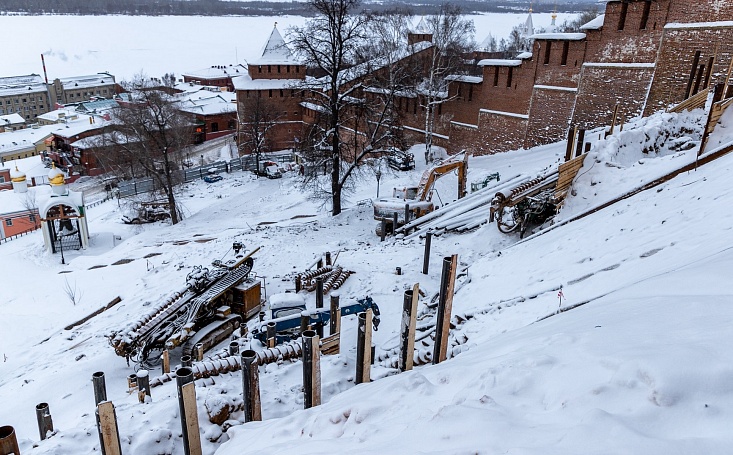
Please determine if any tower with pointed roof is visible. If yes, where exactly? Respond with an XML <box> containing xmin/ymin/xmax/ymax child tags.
<box><xmin>233</xmin><ymin>23</ymin><xmax>307</xmax><ymax>156</ymax></box>
<box><xmin>408</xmin><ymin>17</ymin><xmax>433</xmax><ymax>46</ymax></box>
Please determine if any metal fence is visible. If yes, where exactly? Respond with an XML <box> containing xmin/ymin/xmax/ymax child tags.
<box><xmin>117</xmin><ymin>153</ymin><xmax>295</xmax><ymax>199</ymax></box>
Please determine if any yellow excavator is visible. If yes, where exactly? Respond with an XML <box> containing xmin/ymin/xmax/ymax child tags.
<box><xmin>373</xmin><ymin>152</ymin><xmax>469</xmax><ymax>235</ymax></box>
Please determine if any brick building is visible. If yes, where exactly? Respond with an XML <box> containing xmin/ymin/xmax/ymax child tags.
<box><xmin>48</xmin><ymin>73</ymin><xmax>118</xmax><ymax>105</ymax></box>
<box><xmin>182</xmin><ymin>65</ymin><xmax>247</xmax><ymax>91</ymax></box>
<box><xmin>0</xmin><ymin>75</ymin><xmax>50</xmax><ymax>121</ymax></box>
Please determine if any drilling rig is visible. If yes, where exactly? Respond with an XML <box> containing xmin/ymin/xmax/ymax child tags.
<box><xmin>108</xmin><ymin>243</ymin><xmax>263</xmax><ymax>367</ymax></box>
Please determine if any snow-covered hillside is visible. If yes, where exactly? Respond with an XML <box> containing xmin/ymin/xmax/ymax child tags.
<box><xmin>1</xmin><ymin>107</ymin><xmax>733</xmax><ymax>454</ymax></box>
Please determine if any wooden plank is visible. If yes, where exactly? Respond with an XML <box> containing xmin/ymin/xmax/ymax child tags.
<box><xmin>668</xmin><ymin>89</ymin><xmax>709</xmax><ymax>114</ymax></box>
<box><xmin>361</xmin><ymin>309</ymin><xmax>372</xmax><ymax>382</ymax></box>
<box><xmin>436</xmin><ymin>256</ymin><xmax>457</xmax><ymax>363</ymax></box>
<box><xmin>182</xmin><ymin>383</ymin><xmax>203</xmax><ymax>455</ymax></box>
<box><xmin>405</xmin><ymin>283</ymin><xmax>420</xmax><ymax>371</ymax></box>
<box><xmin>320</xmin><ymin>333</ymin><xmax>340</xmax><ymax>355</ymax></box>
<box><xmin>97</xmin><ymin>402</ymin><xmax>122</xmax><ymax>455</ymax></box>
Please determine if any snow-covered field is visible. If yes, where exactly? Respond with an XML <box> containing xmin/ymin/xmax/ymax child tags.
<box><xmin>0</xmin><ymin>12</ymin><xmax>575</xmax><ymax>80</ymax></box>
<box><xmin>1</xmin><ymin>105</ymin><xmax>733</xmax><ymax>454</ymax></box>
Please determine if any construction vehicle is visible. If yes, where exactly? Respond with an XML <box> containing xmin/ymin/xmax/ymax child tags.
<box><xmin>122</xmin><ymin>201</ymin><xmax>171</xmax><ymax>224</ymax></box>
<box><xmin>373</xmin><ymin>152</ymin><xmax>469</xmax><ymax>235</ymax></box>
<box><xmin>108</xmin><ymin>244</ymin><xmax>263</xmax><ymax>366</ymax></box>
<box><xmin>490</xmin><ymin>172</ymin><xmax>560</xmax><ymax>239</ymax></box>
<box><xmin>251</xmin><ymin>294</ymin><xmax>380</xmax><ymax>345</ymax></box>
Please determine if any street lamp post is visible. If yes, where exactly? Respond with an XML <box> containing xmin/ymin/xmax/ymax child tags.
<box><xmin>375</xmin><ymin>168</ymin><xmax>382</xmax><ymax>198</ymax></box>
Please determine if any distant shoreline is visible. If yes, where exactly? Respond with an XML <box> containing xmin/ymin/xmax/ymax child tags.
<box><xmin>0</xmin><ymin>1</ymin><xmax>588</xmax><ymax>18</ymax></box>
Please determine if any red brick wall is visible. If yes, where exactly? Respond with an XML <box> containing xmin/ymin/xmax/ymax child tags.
<box><xmin>572</xmin><ymin>65</ymin><xmax>655</xmax><ymax>129</ymax></box>
<box><xmin>645</xmin><ymin>25</ymin><xmax>733</xmax><ymax>115</ymax></box>
<box><xmin>448</xmin><ymin>111</ymin><xmax>528</xmax><ymax>155</ymax></box>
<box><xmin>248</xmin><ymin>64</ymin><xmax>305</xmax><ymax>80</ymax></box>
<box><xmin>533</xmin><ymin>39</ymin><xmax>586</xmax><ymax>87</ymax></box>
<box><xmin>525</xmin><ymin>87</ymin><xmax>577</xmax><ymax>148</ymax></box>
<box><xmin>585</xmin><ymin>0</ymin><xmax>670</xmax><ymax>64</ymax></box>
<box><xmin>477</xmin><ymin>63</ymin><xmax>533</xmax><ymax>115</ymax></box>
<box><xmin>667</xmin><ymin>0</ymin><xmax>733</xmax><ymax>23</ymax></box>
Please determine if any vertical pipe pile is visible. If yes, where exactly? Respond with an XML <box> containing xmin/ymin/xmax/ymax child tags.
<box><xmin>240</xmin><ymin>350</ymin><xmax>262</xmax><ymax>422</ymax></box>
<box><xmin>266</xmin><ymin>322</ymin><xmax>277</xmax><ymax>349</ymax></box>
<box><xmin>315</xmin><ymin>277</ymin><xmax>324</xmax><ymax>308</ymax></box>
<box><xmin>228</xmin><ymin>341</ymin><xmax>240</xmax><ymax>356</ymax></box>
<box><xmin>302</xmin><ymin>330</ymin><xmax>321</xmax><ymax>409</ymax></box>
<box><xmin>176</xmin><ymin>367</ymin><xmax>202</xmax><ymax>455</ymax></box>
<box><xmin>0</xmin><ymin>425</ymin><xmax>20</xmax><ymax>455</ymax></box>
<box><xmin>329</xmin><ymin>295</ymin><xmax>340</xmax><ymax>336</ymax></box>
<box><xmin>399</xmin><ymin>286</ymin><xmax>419</xmax><ymax>372</ymax></box>
<box><xmin>355</xmin><ymin>310</ymin><xmax>373</xmax><ymax>384</ymax></box>
<box><xmin>182</xmin><ymin>355</ymin><xmax>193</xmax><ymax>368</ymax></box>
<box><xmin>433</xmin><ymin>255</ymin><xmax>458</xmax><ymax>365</ymax></box>
<box><xmin>161</xmin><ymin>350</ymin><xmax>171</xmax><ymax>375</ymax></box>
<box><xmin>137</xmin><ymin>370</ymin><xmax>151</xmax><ymax>403</ymax></box>
<box><xmin>422</xmin><ymin>231</ymin><xmax>432</xmax><ymax>275</ymax></box>
<box><xmin>35</xmin><ymin>402</ymin><xmax>54</xmax><ymax>440</ymax></box>
<box><xmin>92</xmin><ymin>371</ymin><xmax>107</xmax><ymax>406</ymax></box>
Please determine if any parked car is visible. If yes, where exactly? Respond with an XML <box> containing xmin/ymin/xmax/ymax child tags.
<box><xmin>204</xmin><ymin>168</ymin><xmax>223</xmax><ymax>183</ymax></box>
<box><xmin>386</xmin><ymin>148</ymin><xmax>415</xmax><ymax>171</ymax></box>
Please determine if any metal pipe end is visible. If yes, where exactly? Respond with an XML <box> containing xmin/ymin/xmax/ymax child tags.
<box><xmin>92</xmin><ymin>371</ymin><xmax>105</xmax><ymax>379</ymax></box>
<box><xmin>302</xmin><ymin>329</ymin><xmax>317</xmax><ymax>338</ymax></box>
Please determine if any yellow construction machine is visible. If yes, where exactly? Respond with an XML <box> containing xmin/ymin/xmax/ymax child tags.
<box><xmin>373</xmin><ymin>152</ymin><xmax>469</xmax><ymax>235</ymax></box>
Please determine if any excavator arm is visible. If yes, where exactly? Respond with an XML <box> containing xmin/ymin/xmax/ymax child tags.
<box><xmin>416</xmin><ymin>152</ymin><xmax>469</xmax><ymax>202</ymax></box>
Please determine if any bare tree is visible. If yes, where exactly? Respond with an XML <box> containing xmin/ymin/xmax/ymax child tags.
<box><xmin>558</xmin><ymin>7</ymin><xmax>600</xmax><ymax>33</ymax></box>
<box><xmin>101</xmin><ymin>74</ymin><xmax>193</xmax><ymax>224</ymax></box>
<box><xmin>20</xmin><ymin>190</ymin><xmax>40</xmax><ymax>230</ymax></box>
<box><xmin>419</xmin><ymin>5</ymin><xmax>474</xmax><ymax>164</ymax></box>
<box><xmin>289</xmin><ymin>0</ymin><xmax>370</xmax><ymax>216</ymax></box>
<box><xmin>238</xmin><ymin>95</ymin><xmax>282</xmax><ymax>173</ymax></box>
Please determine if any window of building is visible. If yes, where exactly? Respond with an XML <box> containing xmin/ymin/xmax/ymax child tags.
<box><xmin>258</xmin><ymin>66</ymin><xmax>262</xmax><ymax>73</ymax></box>
<box><xmin>228</xmin><ymin>120</ymin><xmax>236</xmax><ymax>129</ymax></box>
<box><xmin>5</xmin><ymin>219</ymin><xmax>12</xmax><ymax>227</ymax></box>
<box><xmin>561</xmin><ymin>42</ymin><xmax>569</xmax><ymax>66</ymax></box>
<box><xmin>494</xmin><ymin>67</ymin><xmax>499</xmax><ymax>86</ymax></box>
<box><xmin>468</xmin><ymin>85</ymin><xmax>473</xmax><ymax>101</ymax></box>
<box><xmin>268</xmin><ymin>65</ymin><xmax>271</xmax><ymax>73</ymax></box>
<box><xmin>269</xmin><ymin>89</ymin><xmax>273</xmax><ymax>98</ymax></box>
<box><xmin>29</xmin><ymin>214</ymin><xmax>36</xmax><ymax>222</ymax></box>
<box><xmin>22</xmin><ymin>98</ymin><xmax>27</xmax><ymax>102</ymax></box>
<box><xmin>544</xmin><ymin>42</ymin><xmax>552</xmax><ymax>65</ymax></box>
<box><xmin>38</xmin><ymin>96</ymin><xmax>43</xmax><ymax>101</ymax></box>
<box><xmin>211</xmin><ymin>122</ymin><xmax>219</xmax><ymax>132</ymax></box>
<box><xmin>296</xmin><ymin>66</ymin><xmax>300</xmax><ymax>73</ymax></box>
<box><xmin>280</xmin><ymin>89</ymin><xmax>284</xmax><ymax>97</ymax></box>
<box><xmin>618</xmin><ymin>2</ymin><xmax>628</xmax><ymax>30</ymax></box>
<box><xmin>277</xmin><ymin>65</ymin><xmax>281</xmax><ymax>73</ymax></box>
<box><xmin>507</xmin><ymin>67</ymin><xmax>513</xmax><ymax>88</ymax></box>
<box><xmin>287</xmin><ymin>65</ymin><xmax>291</xmax><ymax>73</ymax></box>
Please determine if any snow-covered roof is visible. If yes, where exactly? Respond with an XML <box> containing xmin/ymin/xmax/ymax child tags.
<box><xmin>516</xmin><ymin>52</ymin><xmax>533</xmax><ymax>60</ymax></box>
<box><xmin>530</xmin><ymin>33</ymin><xmax>586</xmax><ymax>41</ymax></box>
<box><xmin>177</xmin><ymin>94</ymin><xmax>237</xmax><ymax>116</ymax></box>
<box><xmin>232</xmin><ymin>74</ymin><xmax>302</xmax><ymax>91</ymax></box>
<box><xmin>412</xmin><ymin>17</ymin><xmax>431</xmax><ymax>34</ymax></box>
<box><xmin>56</xmin><ymin>73</ymin><xmax>116</xmax><ymax>90</ymax></box>
<box><xmin>0</xmin><ymin>184</ymin><xmax>51</xmax><ymax>214</ymax></box>
<box><xmin>1</xmin><ymin>113</ymin><xmax>25</xmax><ymax>126</ymax></box>
<box><xmin>76</xmin><ymin>99</ymin><xmax>119</xmax><ymax>113</ymax></box>
<box><xmin>300</xmin><ymin>102</ymin><xmax>329</xmax><ymax>114</ymax></box>
<box><xmin>182</xmin><ymin>64</ymin><xmax>246</xmax><ymax>80</ymax></box>
<box><xmin>445</xmin><ymin>75</ymin><xmax>483</xmax><ymax>84</ymax></box>
<box><xmin>37</xmin><ymin>108</ymin><xmax>83</xmax><ymax>123</ymax></box>
<box><xmin>0</xmin><ymin>74</ymin><xmax>48</xmax><ymax>97</ymax></box>
<box><xmin>251</xmin><ymin>24</ymin><xmax>300</xmax><ymax>66</ymax></box>
<box><xmin>580</xmin><ymin>14</ymin><xmax>605</xmax><ymax>31</ymax></box>
<box><xmin>477</xmin><ymin>59</ymin><xmax>523</xmax><ymax>67</ymax></box>
<box><xmin>665</xmin><ymin>21</ymin><xmax>733</xmax><ymax>30</ymax></box>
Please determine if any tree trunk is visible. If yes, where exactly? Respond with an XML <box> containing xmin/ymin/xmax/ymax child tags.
<box><xmin>163</xmin><ymin>151</ymin><xmax>179</xmax><ymax>224</ymax></box>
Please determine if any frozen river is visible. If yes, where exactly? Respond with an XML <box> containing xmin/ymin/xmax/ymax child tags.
<box><xmin>0</xmin><ymin>12</ymin><xmax>575</xmax><ymax>81</ymax></box>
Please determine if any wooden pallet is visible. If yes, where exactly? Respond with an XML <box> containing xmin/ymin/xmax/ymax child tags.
<box><xmin>555</xmin><ymin>154</ymin><xmax>587</xmax><ymax>200</ymax></box>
